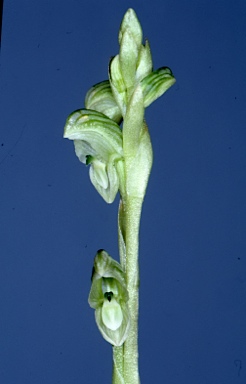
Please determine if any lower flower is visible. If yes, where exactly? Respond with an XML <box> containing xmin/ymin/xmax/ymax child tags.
<box><xmin>88</xmin><ymin>250</ymin><xmax>130</xmax><ymax>346</ymax></box>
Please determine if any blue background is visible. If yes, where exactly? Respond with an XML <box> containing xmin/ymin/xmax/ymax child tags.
<box><xmin>1</xmin><ymin>1</ymin><xmax>246</xmax><ymax>383</ymax></box>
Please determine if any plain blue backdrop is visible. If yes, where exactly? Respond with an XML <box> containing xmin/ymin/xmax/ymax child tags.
<box><xmin>1</xmin><ymin>1</ymin><xmax>246</xmax><ymax>383</ymax></box>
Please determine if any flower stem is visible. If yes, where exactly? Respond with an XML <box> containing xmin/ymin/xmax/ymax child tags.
<box><xmin>113</xmin><ymin>346</ymin><xmax>124</xmax><ymax>384</ymax></box>
<box><xmin>119</xmin><ymin>196</ymin><xmax>143</xmax><ymax>383</ymax></box>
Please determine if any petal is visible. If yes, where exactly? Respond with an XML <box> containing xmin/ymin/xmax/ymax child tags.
<box><xmin>102</xmin><ymin>296</ymin><xmax>123</xmax><ymax>331</ymax></box>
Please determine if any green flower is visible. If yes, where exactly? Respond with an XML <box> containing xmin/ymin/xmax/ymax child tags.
<box><xmin>88</xmin><ymin>250</ymin><xmax>130</xmax><ymax>346</ymax></box>
<box><xmin>64</xmin><ymin>109</ymin><xmax>124</xmax><ymax>203</ymax></box>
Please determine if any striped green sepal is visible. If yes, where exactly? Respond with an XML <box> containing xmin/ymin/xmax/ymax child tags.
<box><xmin>85</xmin><ymin>80</ymin><xmax>122</xmax><ymax>124</ymax></box>
<box><xmin>141</xmin><ymin>67</ymin><xmax>176</xmax><ymax>108</ymax></box>
<box><xmin>64</xmin><ymin>109</ymin><xmax>123</xmax><ymax>159</ymax></box>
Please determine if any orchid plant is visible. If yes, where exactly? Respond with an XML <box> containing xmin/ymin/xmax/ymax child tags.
<box><xmin>64</xmin><ymin>8</ymin><xmax>175</xmax><ymax>384</ymax></box>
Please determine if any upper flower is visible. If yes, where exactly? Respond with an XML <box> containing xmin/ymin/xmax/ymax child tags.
<box><xmin>64</xmin><ymin>109</ymin><xmax>124</xmax><ymax>203</ymax></box>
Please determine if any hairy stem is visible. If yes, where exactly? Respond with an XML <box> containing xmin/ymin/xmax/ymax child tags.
<box><xmin>122</xmin><ymin>196</ymin><xmax>143</xmax><ymax>384</ymax></box>
<box><xmin>113</xmin><ymin>346</ymin><xmax>124</xmax><ymax>384</ymax></box>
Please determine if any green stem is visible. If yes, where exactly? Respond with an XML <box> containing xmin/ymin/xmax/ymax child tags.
<box><xmin>113</xmin><ymin>346</ymin><xmax>124</xmax><ymax>384</ymax></box>
<box><xmin>122</xmin><ymin>196</ymin><xmax>143</xmax><ymax>384</ymax></box>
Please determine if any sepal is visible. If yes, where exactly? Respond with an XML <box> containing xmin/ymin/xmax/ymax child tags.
<box><xmin>136</xmin><ymin>40</ymin><xmax>153</xmax><ymax>82</ymax></box>
<box><xmin>109</xmin><ymin>55</ymin><xmax>127</xmax><ymax>116</ymax></box>
<box><xmin>88</xmin><ymin>250</ymin><xmax>130</xmax><ymax>346</ymax></box>
<box><xmin>141</xmin><ymin>67</ymin><xmax>176</xmax><ymax>107</ymax></box>
<box><xmin>119</xmin><ymin>29</ymin><xmax>140</xmax><ymax>91</ymax></box>
<box><xmin>85</xmin><ymin>80</ymin><xmax>122</xmax><ymax>124</ymax></box>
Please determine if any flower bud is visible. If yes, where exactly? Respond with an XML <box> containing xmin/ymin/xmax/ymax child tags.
<box><xmin>135</xmin><ymin>40</ymin><xmax>153</xmax><ymax>82</ymax></box>
<box><xmin>119</xmin><ymin>29</ymin><xmax>140</xmax><ymax>91</ymax></box>
<box><xmin>118</xmin><ymin>8</ymin><xmax>142</xmax><ymax>48</ymax></box>
<box><xmin>118</xmin><ymin>9</ymin><xmax>143</xmax><ymax>96</ymax></box>
<box><xmin>109</xmin><ymin>55</ymin><xmax>127</xmax><ymax>116</ymax></box>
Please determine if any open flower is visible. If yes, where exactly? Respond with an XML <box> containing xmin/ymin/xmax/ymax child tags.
<box><xmin>88</xmin><ymin>250</ymin><xmax>130</xmax><ymax>346</ymax></box>
<box><xmin>64</xmin><ymin>109</ymin><xmax>124</xmax><ymax>203</ymax></box>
